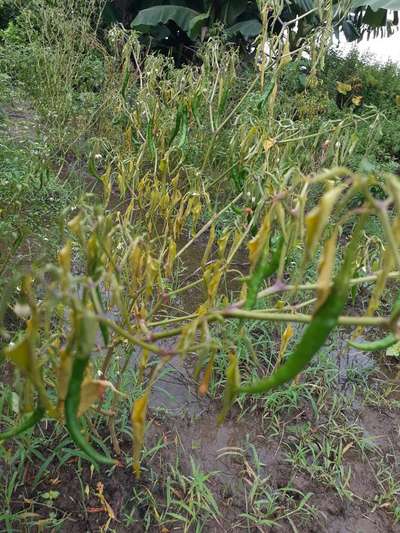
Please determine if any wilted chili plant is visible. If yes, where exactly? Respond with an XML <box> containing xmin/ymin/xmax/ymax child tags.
<box><xmin>1</xmin><ymin>166</ymin><xmax>399</xmax><ymax>474</ymax></box>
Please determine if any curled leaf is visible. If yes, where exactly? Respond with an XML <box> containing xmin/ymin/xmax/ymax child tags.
<box><xmin>336</xmin><ymin>81</ymin><xmax>352</xmax><ymax>95</ymax></box>
<box><xmin>305</xmin><ymin>186</ymin><xmax>343</xmax><ymax>260</ymax></box>
<box><xmin>131</xmin><ymin>390</ymin><xmax>149</xmax><ymax>478</ymax></box>
<box><xmin>316</xmin><ymin>232</ymin><xmax>337</xmax><ymax>310</ymax></box>
<box><xmin>78</xmin><ymin>379</ymin><xmax>124</xmax><ymax>417</ymax></box>
<box><xmin>4</xmin><ymin>337</ymin><xmax>31</xmax><ymax>374</ymax></box>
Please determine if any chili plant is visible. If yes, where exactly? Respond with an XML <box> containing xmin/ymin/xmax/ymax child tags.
<box><xmin>1</xmin><ymin>167</ymin><xmax>399</xmax><ymax>473</ymax></box>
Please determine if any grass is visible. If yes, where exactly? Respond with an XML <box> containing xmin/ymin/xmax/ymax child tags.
<box><xmin>2</xmin><ymin>342</ymin><xmax>399</xmax><ymax>531</ymax></box>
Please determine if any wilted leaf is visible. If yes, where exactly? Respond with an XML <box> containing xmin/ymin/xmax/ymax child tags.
<box><xmin>352</xmin><ymin>95</ymin><xmax>363</xmax><ymax>106</ymax></box>
<box><xmin>263</xmin><ymin>137</ymin><xmax>276</xmax><ymax>152</ymax></box>
<box><xmin>305</xmin><ymin>186</ymin><xmax>343</xmax><ymax>260</ymax></box>
<box><xmin>78</xmin><ymin>379</ymin><xmax>110</xmax><ymax>417</ymax></box>
<box><xmin>165</xmin><ymin>240</ymin><xmax>176</xmax><ymax>277</ymax></box>
<box><xmin>316</xmin><ymin>232</ymin><xmax>337</xmax><ymax>309</ymax></box>
<box><xmin>198</xmin><ymin>354</ymin><xmax>215</xmax><ymax>396</ymax></box>
<box><xmin>4</xmin><ymin>337</ymin><xmax>31</xmax><ymax>374</ymax></box>
<box><xmin>95</xmin><ymin>481</ymin><xmax>115</xmax><ymax>520</ymax></box>
<box><xmin>131</xmin><ymin>390</ymin><xmax>149</xmax><ymax>478</ymax></box>
<box><xmin>201</xmin><ymin>224</ymin><xmax>215</xmax><ymax>269</ymax></box>
<box><xmin>336</xmin><ymin>81</ymin><xmax>352</xmax><ymax>95</ymax></box>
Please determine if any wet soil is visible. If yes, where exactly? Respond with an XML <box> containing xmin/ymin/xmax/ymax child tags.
<box><xmin>2</xmin><ymin>337</ymin><xmax>400</xmax><ymax>532</ymax></box>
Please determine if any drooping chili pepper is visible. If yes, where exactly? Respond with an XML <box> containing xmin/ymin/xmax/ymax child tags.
<box><xmin>169</xmin><ymin>105</ymin><xmax>183</xmax><ymax>146</ymax></box>
<box><xmin>239</xmin><ymin>220</ymin><xmax>365</xmax><ymax>395</ymax></box>
<box><xmin>0</xmin><ymin>406</ymin><xmax>45</xmax><ymax>442</ymax></box>
<box><xmin>348</xmin><ymin>334</ymin><xmax>398</xmax><ymax>352</ymax></box>
<box><xmin>146</xmin><ymin>117</ymin><xmax>156</xmax><ymax>157</ymax></box>
<box><xmin>65</xmin><ymin>356</ymin><xmax>116</xmax><ymax>466</ymax></box>
<box><xmin>65</xmin><ymin>315</ymin><xmax>116</xmax><ymax>466</ymax></box>
<box><xmin>245</xmin><ymin>235</ymin><xmax>284</xmax><ymax>311</ymax></box>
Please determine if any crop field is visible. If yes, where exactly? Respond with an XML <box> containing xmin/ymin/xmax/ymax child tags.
<box><xmin>1</xmin><ymin>1</ymin><xmax>400</xmax><ymax>531</ymax></box>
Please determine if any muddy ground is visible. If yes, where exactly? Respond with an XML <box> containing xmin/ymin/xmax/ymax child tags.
<box><xmin>3</xmin><ymin>354</ymin><xmax>400</xmax><ymax>532</ymax></box>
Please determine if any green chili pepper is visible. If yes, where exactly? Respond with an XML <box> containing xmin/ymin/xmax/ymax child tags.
<box><xmin>169</xmin><ymin>105</ymin><xmax>188</xmax><ymax>148</ymax></box>
<box><xmin>245</xmin><ymin>235</ymin><xmax>284</xmax><ymax>311</ymax></box>
<box><xmin>120</xmin><ymin>64</ymin><xmax>130</xmax><ymax>100</ymax></box>
<box><xmin>0</xmin><ymin>406</ymin><xmax>45</xmax><ymax>442</ymax></box>
<box><xmin>348</xmin><ymin>334</ymin><xmax>398</xmax><ymax>352</ymax></box>
<box><xmin>65</xmin><ymin>314</ymin><xmax>116</xmax><ymax>466</ymax></box>
<box><xmin>177</xmin><ymin>106</ymin><xmax>188</xmax><ymax>149</ymax></box>
<box><xmin>169</xmin><ymin>106</ymin><xmax>182</xmax><ymax>146</ymax></box>
<box><xmin>240</xmin><ymin>220</ymin><xmax>364</xmax><ymax>395</ymax></box>
<box><xmin>146</xmin><ymin>118</ymin><xmax>156</xmax><ymax>157</ymax></box>
<box><xmin>257</xmin><ymin>79</ymin><xmax>275</xmax><ymax>111</ymax></box>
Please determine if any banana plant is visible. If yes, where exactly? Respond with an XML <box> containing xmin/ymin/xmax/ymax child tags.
<box><xmin>106</xmin><ymin>0</ymin><xmax>399</xmax><ymax>52</ymax></box>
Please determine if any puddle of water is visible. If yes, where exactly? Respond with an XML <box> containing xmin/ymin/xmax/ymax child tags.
<box><xmin>329</xmin><ymin>334</ymin><xmax>376</xmax><ymax>391</ymax></box>
<box><xmin>149</xmin><ymin>355</ymin><xmax>209</xmax><ymax>416</ymax></box>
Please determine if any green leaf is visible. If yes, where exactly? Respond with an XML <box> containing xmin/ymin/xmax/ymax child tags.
<box><xmin>227</xmin><ymin>19</ymin><xmax>262</xmax><ymax>39</ymax></box>
<box><xmin>131</xmin><ymin>5</ymin><xmax>201</xmax><ymax>34</ymax></box>
<box><xmin>188</xmin><ymin>11</ymin><xmax>209</xmax><ymax>39</ymax></box>
<box><xmin>220</xmin><ymin>0</ymin><xmax>249</xmax><ymax>26</ymax></box>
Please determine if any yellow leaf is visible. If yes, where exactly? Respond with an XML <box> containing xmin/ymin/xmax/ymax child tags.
<box><xmin>4</xmin><ymin>337</ymin><xmax>31</xmax><ymax>374</ymax></box>
<box><xmin>396</xmin><ymin>95</ymin><xmax>400</xmax><ymax>107</ymax></box>
<box><xmin>280</xmin><ymin>40</ymin><xmax>292</xmax><ymax>67</ymax></box>
<box><xmin>217</xmin><ymin>231</ymin><xmax>230</xmax><ymax>259</ymax></box>
<box><xmin>316</xmin><ymin>232</ymin><xmax>337</xmax><ymax>310</ymax></box>
<box><xmin>68</xmin><ymin>213</ymin><xmax>82</xmax><ymax>237</ymax></box>
<box><xmin>203</xmin><ymin>262</ymin><xmax>223</xmax><ymax>304</ymax></box>
<box><xmin>248</xmin><ymin>212</ymin><xmax>271</xmax><ymax>267</ymax></box>
<box><xmin>352</xmin><ymin>95</ymin><xmax>363</xmax><ymax>106</ymax></box>
<box><xmin>165</xmin><ymin>240</ymin><xmax>176</xmax><ymax>278</ymax></box>
<box><xmin>58</xmin><ymin>241</ymin><xmax>72</xmax><ymax>273</ymax></box>
<box><xmin>305</xmin><ymin>186</ymin><xmax>343</xmax><ymax>260</ymax></box>
<box><xmin>279</xmin><ymin>324</ymin><xmax>294</xmax><ymax>358</ymax></box>
<box><xmin>201</xmin><ymin>225</ymin><xmax>215</xmax><ymax>269</ymax></box>
<box><xmin>263</xmin><ymin>137</ymin><xmax>276</xmax><ymax>152</ymax></box>
<box><xmin>198</xmin><ymin>354</ymin><xmax>215</xmax><ymax>397</ymax></box>
<box><xmin>145</xmin><ymin>255</ymin><xmax>160</xmax><ymax>295</ymax></box>
<box><xmin>78</xmin><ymin>379</ymin><xmax>126</xmax><ymax>417</ymax></box>
<box><xmin>336</xmin><ymin>81</ymin><xmax>352</xmax><ymax>95</ymax></box>
<box><xmin>138</xmin><ymin>348</ymin><xmax>149</xmax><ymax>383</ymax></box>
<box><xmin>100</xmin><ymin>165</ymin><xmax>112</xmax><ymax>207</ymax></box>
<box><xmin>131</xmin><ymin>391</ymin><xmax>149</xmax><ymax>478</ymax></box>
<box><xmin>57</xmin><ymin>346</ymin><xmax>73</xmax><ymax>412</ymax></box>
